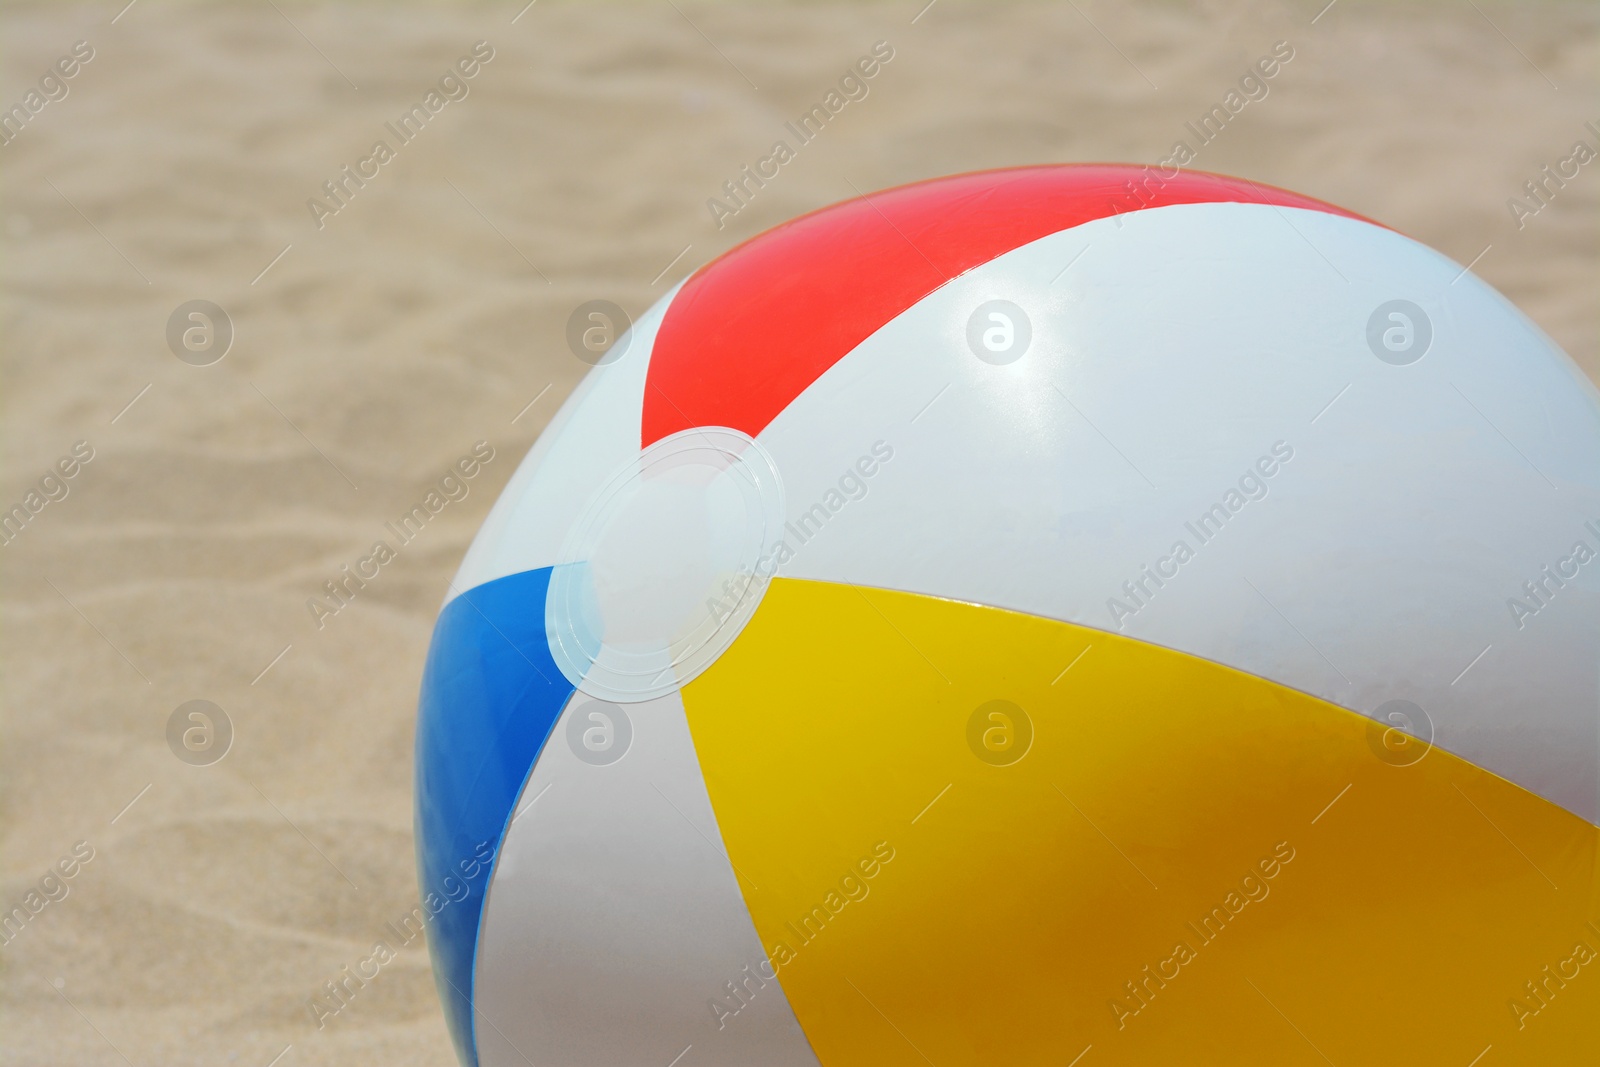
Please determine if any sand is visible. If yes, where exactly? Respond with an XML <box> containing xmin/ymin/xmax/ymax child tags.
<box><xmin>0</xmin><ymin>1</ymin><xmax>1595</xmax><ymax>1064</ymax></box>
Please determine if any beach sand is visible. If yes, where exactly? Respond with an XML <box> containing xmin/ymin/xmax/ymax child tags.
<box><xmin>1</xmin><ymin>2</ymin><xmax>1595</xmax><ymax>1064</ymax></box>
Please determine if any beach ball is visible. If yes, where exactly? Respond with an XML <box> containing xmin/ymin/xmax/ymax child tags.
<box><xmin>416</xmin><ymin>165</ymin><xmax>1600</xmax><ymax>1067</ymax></box>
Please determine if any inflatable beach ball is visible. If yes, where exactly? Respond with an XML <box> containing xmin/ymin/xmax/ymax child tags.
<box><xmin>416</xmin><ymin>165</ymin><xmax>1600</xmax><ymax>1067</ymax></box>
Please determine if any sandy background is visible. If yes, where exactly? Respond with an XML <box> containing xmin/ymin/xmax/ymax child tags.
<box><xmin>0</xmin><ymin>1</ymin><xmax>1595</xmax><ymax>1064</ymax></box>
